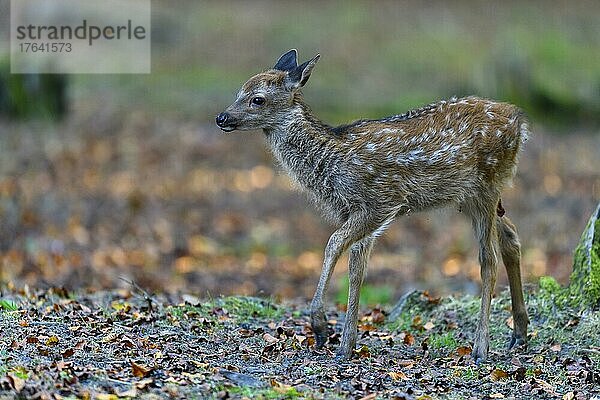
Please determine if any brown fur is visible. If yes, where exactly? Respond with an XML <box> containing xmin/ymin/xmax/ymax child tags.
<box><xmin>217</xmin><ymin>50</ymin><xmax>530</xmax><ymax>362</ymax></box>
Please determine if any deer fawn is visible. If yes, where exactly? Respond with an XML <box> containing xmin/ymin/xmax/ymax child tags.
<box><xmin>216</xmin><ymin>49</ymin><xmax>529</xmax><ymax>362</ymax></box>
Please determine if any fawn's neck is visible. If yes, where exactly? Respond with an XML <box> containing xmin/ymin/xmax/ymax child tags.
<box><xmin>263</xmin><ymin>102</ymin><xmax>351</xmax><ymax>223</ymax></box>
<box><xmin>263</xmin><ymin>101</ymin><xmax>332</xmax><ymax>160</ymax></box>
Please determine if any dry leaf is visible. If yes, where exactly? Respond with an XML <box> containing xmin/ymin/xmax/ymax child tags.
<box><xmin>46</xmin><ymin>335</ymin><xmax>59</xmax><ymax>346</ymax></box>
<box><xmin>423</xmin><ymin>321</ymin><xmax>435</xmax><ymax>331</ymax></box>
<box><xmin>358</xmin><ymin>323</ymin><xmax>377</xmax><ymax>332</ymax></box>
<box><xmin>370</xmin><ymin>308</ymin><xmax>385</xmax><ymax>324</ymax></box>
<box><xmin>354</xmin><ymin>345</ymin><xmax>371</xmax><ymax>358</ymax></box>
<box><xmin>271</xmin><ymin>379</ymin><xmax>293</xmax><ymax>394</ymax></box>
<box><xmin>388</xmin><ymin>371</ymin><xmax>408</xmax><ymax>381</ymax></box>
<box><xmin>456</xmin><ymin>346</ymin><xmax>472</xmax><ymax>356</ymax></box>
<box><xmin>131</xmin><ymin>361</ymin><xmax>153</xmax><ymax>378</ymax></box>
<box><xmin>412</xmin><ymin>315</ymin><xmax>423</xmax><ymax>329</ymax></box>
<box><xmin>263</xmin><ymin>333</ymin><xmax>278</xmax><ymax>343</ymax></box>
<box><xmin>6</xmin><ymin>374</ymin><xmax>25</xmax><ymax>392</ymax></box>
<box><xmin>62</xmin><ymin>348</ymin><xmax>75</xmax><ymax>358</ymax></box>
<box><xmin>505</xmin><ymin>316</ymin><xmax>514</xmax><ymax>329</ymax></box>
<box><xmin>135</xmin><ymin>378</ymin><xmax>153</xmax><ymax>389</ymax></box>
<box><xmin>96</xmin><ymin>394</ymin><xmax>119</xmax><ymax>400</ymax></box>
<box><xmin>490</xmin><ymin>368</ymin><xmax>509</xmax><ymax>381</ymax></box>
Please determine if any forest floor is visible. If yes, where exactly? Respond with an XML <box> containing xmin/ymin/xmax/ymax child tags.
<box><xmin>1</xmin><ymin>115</ymin><xmax>599</xmax><ymax>302</ymax></box>
<box><xmin>1</xmin><ymin>285</ymin><xmax>599</xmax><ymax>399</ymax></box>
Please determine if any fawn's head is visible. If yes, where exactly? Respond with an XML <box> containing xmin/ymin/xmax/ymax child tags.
<box><xmin>216</xmin><ymin>49</ymin><xmax>320</xmax><ymax>132</ymax></box>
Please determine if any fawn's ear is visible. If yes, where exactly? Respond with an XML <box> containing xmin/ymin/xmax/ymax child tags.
<box><xmin>274</xmin><ymin>49</ymin><xmax>298</xmax><ymax>72</ymax></box>
<box><xmin>285</xmin><ymin>54</ymin><xmax>320</xmax><ymax>91</ymax></box>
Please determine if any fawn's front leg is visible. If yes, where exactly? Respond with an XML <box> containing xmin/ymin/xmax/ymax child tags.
<box><xmin>337</xmin><ymin>235</ymin><xmax>375</xmax><ymax>360</ymax></box>
<box><xmin>310</xmin><ymin>214</ymin><xmax>373</xmax><ymax>348</ymax></box>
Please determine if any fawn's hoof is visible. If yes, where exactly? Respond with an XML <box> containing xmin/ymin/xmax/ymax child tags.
<box><xmin>334</xmin><ymin>350</ymin><xmax>352</xmax><ymax>362</ymax></box>
<box><xmin>472</xmin><ymin>343</ymin><xmax>489</xmax><ymax>365</ymax></box>
<box><xmin>472</xmin><ymin>351</ymin><xmax>487</xmax><ymax>365</ymax></box>
<box><xmin>311</xmin><ymin>311</ymin><xmax>328</xmax><ymax>348</ymax></box>
<box><xmin>314</xmin><ymin>330</ymin><xmax>328</xmax><ymax>348</ymax></box>
<box><xmin>508</xmin><ymin>334</ymin><xmax>527</xmax><ymax>350</ymax></box>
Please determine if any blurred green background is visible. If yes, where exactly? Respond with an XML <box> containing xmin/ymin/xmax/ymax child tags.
<box><xmin>0</xmin><ymin>1</ymin><xmax>599</xmax><ymax>303</ymax></box>
<box><xmin>4</xmin><ymin>0</ymin><xmax>600</xmax><ymax>126</ymax></box>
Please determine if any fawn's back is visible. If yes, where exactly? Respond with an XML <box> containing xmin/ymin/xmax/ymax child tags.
<box><xmin>266</xmin><ymin>95</ymin><xmax>528</xmax><ymax>226</ymax></box>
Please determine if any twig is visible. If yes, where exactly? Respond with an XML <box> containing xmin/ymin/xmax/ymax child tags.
<box><xmin>118</xmin><ymin>276</ymin><xmax>157</xmax><ymax>312</ymax></box>
<box><xmin>389</xmin><ymin>290</ymin><xmax>420</xmax><ymax>321</ymax></box>
<box><xmin>104</xmin><ymin>377</ymin><xmax>133</xmax><ymax>386</ymax></box>
<box><xmin>579</xmin><ymin>348</ymin><xmax>600</xmax><ymax>355</ymax></box>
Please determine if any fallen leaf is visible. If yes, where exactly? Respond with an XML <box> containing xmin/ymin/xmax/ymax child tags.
<box><xmin>423</xmin><ymin>321</ymin><xmax>435</xmax><ymax>331</ymax></box>
<box><xmin>135</xmin><ymin>378</ymin><xmax>153</xmax><ymax>389</ymax></box>
<box><xmin>412</xmin><ymin>315</ymin><xmax>423</xmax><ymax>329</ymax></box>
<box><xmin>131</xmin><ymin>361</ymin><xmax>153</xmax><ymax>378</ymax></box>
<box><xmin>403</xmin><ymin>332</ymin><xmax>415</xmax><ymax>346</ymax></box>
<box><xmin>61</xmin><ymin>348</ymin><xmax>75</xmax><ymax>358</ymax></box>
<box><xmin>422</xmin><ymin>291</ymin><xmax>441</xmax><ymax>304</ymax></box>
<box><xmin>46</xmin><ymin>335</ymin><xmax>59</xmax><ymax>346</ymax></box>
<box><xmin>456</xmin><ymin>346</ymin><xmax>472</xmax><ymax>356</ymax></box>
<box><xmin>96</xmin><ymin>394</ymin><xmax>119</xmax><ymax>400</ymax></box>
<box><xmin>358</xmin><ymin>323</ymin><xmax>377</xmax><ymax>332</ymax></box>
<box><xmin>550</xmin><ymin>343</ymin><xmax>561</xmax><ymax>352</ymax></box>
<box><xmin>388</xmin><ymin>371</ymin><xmax>408</xmax><ymax>381</ymax></box>
<box><xmin>354</xmin><ymin>345</ymin><xmax>371</xmax><ymax>358</ymax></box>
<box><xmin>506</xmin><ymin>316</ymin><xmax>514</xmax><ymax>329</ymax></box>
<box><xmin>6</xmin><ymin>374</ymin><xmax>25</xmax><ymax>392</ymax></box>
<box><xmin>271</xmin><ymin>379</ymin><xmax>293</xmax><ymax>394</ymax></box>
<box><xmin>490</xmin><ymin>368</ymin><xmax>509</xmax><ymax>381</ymax></box>
<box><xmin>370</xmin><ymin>308</ymin><xmax>385</xmax><ymax>324</ymax></box>
<box><xmin>263</xmin><ymin>333</ymin><xmax>278</xmax><ymax>343</ymax></box>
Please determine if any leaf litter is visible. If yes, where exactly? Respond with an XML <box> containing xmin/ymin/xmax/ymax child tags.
<box><xmin>1</xmin><ymin>286</ymin><xmax>598</xmax><ymax>399</ymax></box>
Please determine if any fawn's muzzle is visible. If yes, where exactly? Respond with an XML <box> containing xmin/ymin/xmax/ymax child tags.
<box><xmin>216</xmin><ymin>112</ymin><xmax>236</xmax><ymax>132</ymax></box>
<box><xmin>216</xmin><ymin>112</ymin><xmax>229</xmax><ymax>125</ymax></box>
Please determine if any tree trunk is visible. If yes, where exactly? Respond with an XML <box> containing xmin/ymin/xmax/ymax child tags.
<box><xmin>570</xmin><ymin>202</ymin><xmax>600</xmax><ymax>308</ymax></box>
<box><xmin>0</xmin><ymin>58</ymin><xmax>68</xmax><ymax>120</ymax></box>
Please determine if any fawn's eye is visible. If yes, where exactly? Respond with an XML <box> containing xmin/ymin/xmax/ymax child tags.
<box><xmin>251</xmin><ymin>96</ymin><xmax>265</xmax><ymax>106</ymax></box>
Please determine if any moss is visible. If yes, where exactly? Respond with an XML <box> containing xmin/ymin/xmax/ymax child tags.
<box><xmin>569</xmin><ymin>204</ymin><xmax>600</xmax><ymax>308</ymax></box>
<box><xmin>539</xmin><ymin>276</ymin><xmax>562</xmax><ymax>294</ymax></box>
<box><xmin>428</xmin><ymin>331</ymin><xmax>459</xmax><ymax>351</ymax></box>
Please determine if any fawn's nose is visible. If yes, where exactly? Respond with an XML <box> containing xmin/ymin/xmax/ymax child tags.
<box><xmin>215</xmin><ymin>112</ymin><xmax>229</xmax><ymax>127</ymax></box>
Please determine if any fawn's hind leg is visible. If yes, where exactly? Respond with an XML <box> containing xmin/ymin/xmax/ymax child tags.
<box><xmin>496</xmin><ymin>214</ymin><xmax>529</xmax><ymax>349</ymax></box>
<box><xmin>464</xmin><ymin>198</ymin><xmax>499</xmax><ymax>363</ymax></box>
